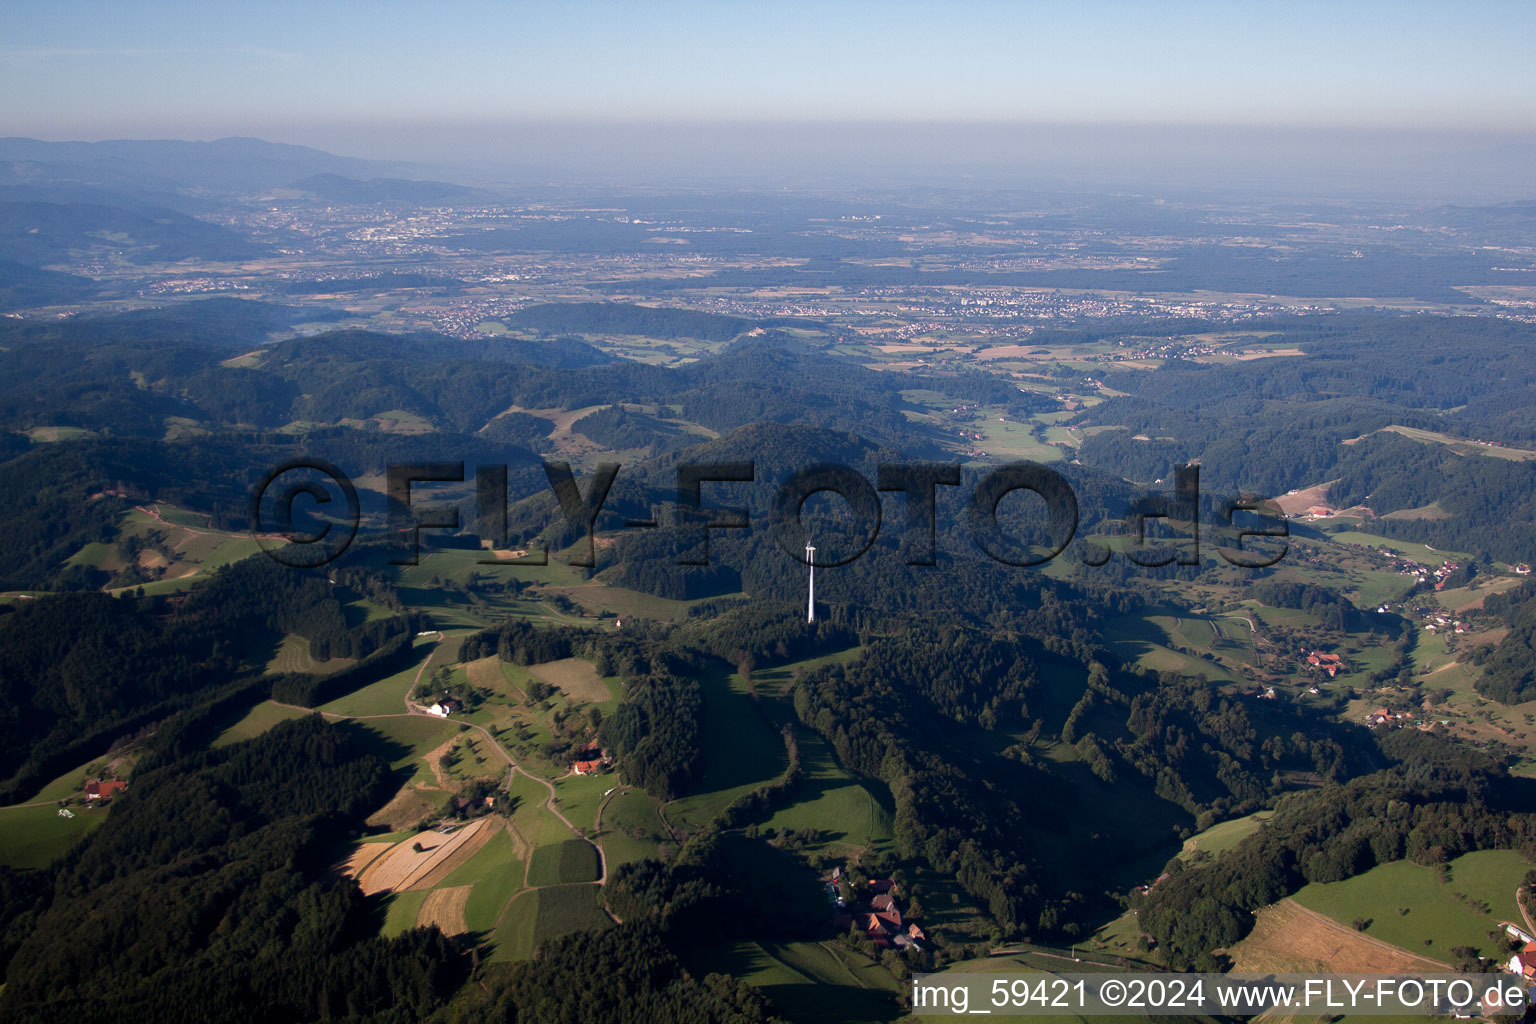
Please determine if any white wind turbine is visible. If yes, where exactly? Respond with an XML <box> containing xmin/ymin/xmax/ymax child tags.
<box><xmin>805</xmin><ymin>541</ymin><xmax>816</xmax><ymax>623</ymax></box>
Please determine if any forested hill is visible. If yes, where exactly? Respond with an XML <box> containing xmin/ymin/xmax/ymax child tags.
<box><xmin>0</xmin><ymin>716</ymin><xmax>465</xmax><ymax>1022</ymax></box>
<box><xmin>1074</xmin><ymin>316</ymin><xmax>1536</xmax><ymax>489</ymax></box>
<box><xmin>1140</xmin><ymin>733</ymin><xmax>1536</xmax><ymax>969</ymax></box>
<box><xmin>0</xmin><ymin>199</ymin><xmax>263</xmax><ymax>266</ymax></box>
<box><xmin>0</xmin><ymin>303</ymin><xmax>995</xmax><ymax>447</ymax></box>
<box><xmin>0</xmin><ymin>260</ymin><xmax>99</xmax><ymax>311</ymax></box>
<box><xmin>1067</xmin><ymin>315</ymin><xmax>1536</xmax><ymax>558</ymax></box>
<box><xmin>0</xmin><ymin>557</ymin><xmax>415</xmax><ymax>802</ymax></box>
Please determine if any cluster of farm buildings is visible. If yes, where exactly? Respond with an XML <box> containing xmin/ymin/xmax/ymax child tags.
<box><xmin>825</xmin><ymin>868</ymin><xmax>926</xmax><ymax>952</ymax></box>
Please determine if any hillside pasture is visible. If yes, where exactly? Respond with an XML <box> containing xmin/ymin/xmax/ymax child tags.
<box><xmin>762</xmin><ymin>728</ymin><xmax>893</xmax><ymax>854</ymax></box>
<box><xmin>688</xmin><ymin>939</ymin><xmax>901</xmax><ymax>1024</ymax></box>
<box><xmin>265</xmin><ymin>634</ymin><xmax>355</xmax><ymax>676</ymax></box>
<box><xmin>595</xmin><ymin>788</ymin><xmax>670</xmax><ymax>868</ymax></box>
<box><xmin>316</xmin><ymin>636</ymin><xmax>440</xmax><ymax>717</ymax></box>
<box><xmin>0</xmin><ymin>801</ymin><xmax>107</xmax><ymax>869</ymax></box>
<box><xmin>1178</xmin><ymin>810</ymin><xmax>1272</xmax><ymax>863</ymax></box>
<box><xmin>1291</xmin><ymin>850</ymin><xmax>1531</xmax><ymax>962</ymax></box>
<box><xmin>549</xmin><ymin>770</ymin><xmax>612</xmax><ymax>831</ymax></box>
<box><xmin>526</xmin><ymin>657</ymin><xmax>615</xmax><ymax>704</ymax></box>
<box><xmin>665</xmin><ymin>664</ymin><xmax>787</xmax><ymax>828</ymax></box>
<box><xmin>212</xmin><ymin>700</ymin><xmax>310</xmax><ymax>747</ymax></box>
<box><xmin>381</xmin><ymin>890</ymin><xmax>430</xmax><ymax>937</ymax></box>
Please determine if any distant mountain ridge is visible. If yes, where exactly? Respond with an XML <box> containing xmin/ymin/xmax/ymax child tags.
<box><xmin>0</xmin><ymin>199</ymin><xmax>262</xmax><ymax>265</ymax></box>
<box><xmin>0</xmin><ymin>259</ymin><xmax>99</xmax><ymax>311</ymax></box>
<box><xmin>288</xmin><ymin>173</ymin><xmax>479</xmax><ymax>204</ymax></box>
<box><xmin>0</xmin><ymin>136</ymin><xmax>418</xmax><ymax>193</ymax></box>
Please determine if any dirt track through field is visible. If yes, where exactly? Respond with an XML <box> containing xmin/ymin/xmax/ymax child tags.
<box><xmin>423</xmin><ymin>735</ymin><xmax>458</xmax><ymax>791</ymax></box>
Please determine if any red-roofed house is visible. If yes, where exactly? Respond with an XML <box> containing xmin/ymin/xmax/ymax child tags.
<box><xmin>84</xmin><ymin>779</ymin><xmax>127</xmax><ymax>801</ymax></box>
<box><xmin>1509</xmin><ymin>942</ymin><xmax>1536</xmax><ymax>979</ymax></box>
<box><xmin>865</xmin><ymin>913</ymin><xmax>892</xmax><ymax>948</ymax></box>
<box><xmin>1508</xmin><ymin>941</ymin><xmax>1536</xmax><ymax>978</ymax></box>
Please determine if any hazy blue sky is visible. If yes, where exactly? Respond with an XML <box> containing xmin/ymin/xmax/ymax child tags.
<box><xmin>3</xmin><ymin>0</ymin><xmax>1534</xmax><ymax>144</ymax></box>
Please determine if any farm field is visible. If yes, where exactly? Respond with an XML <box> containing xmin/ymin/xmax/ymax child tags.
<box><xmin>1291</xmin><ymin>849</ymin><xmax>1532</xmax><ymax>962</ymax></box>
<box><xmin>967</xmin><ymin>412</ymin><xmax>1064</xmax><ymax>462</ymax></box>
<box><xmin>1226</xmin><ymin>899</ymin><xmax>1445</xmax><ymax>974</ymax></box>
<box><xmin>526</xmin><ymin>657</ymin><xmax>616</xmax><ymax>704</ymax></box>
<box><xmin>491</xmin><ymin>884</ymin><xmax>612</xmax><ymax>961</ymax></box>
<box><xmin>489</xmin><ymin>889</ymin><xmax>540</xmax><ymax>961</ymax></box>
<box><xmin>355</xmin><ymin>816</ymin><xmax>495</xmax><ymax>895</ymax></box>
<box><xmin>436</xmin><ymin>823</ymin><xmax>523</xmax><ymax>934</ymax></box>
<box><xmin>265</xmin><ymin>634</ymin><xmax>354</xmax><ymax>676</ymax></box>
<box><xmin>381</xmin><ymin>890</ymin><xmax>430</xmax><ymax>938</ymax></box>
<box><xmin>526</xmin><ymin>838</ymin><xmax>601</xmax><ymax>887</ymax></box>
<box><xmin>1324</xmin><ymin>531</ymin><xmax>1469</xmax><ymax>565</ymax></box>
<box><xmin>595</xmin><ymin>787</ymin><xmax>670</xmax><ymax>868</ymax></box>
<box><xmin>417</xmin><ymin>885</ymin><xmax>471</xmax><ymax>935</ymax></box>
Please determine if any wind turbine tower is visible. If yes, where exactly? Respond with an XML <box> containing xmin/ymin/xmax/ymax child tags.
<box><xmin>805</xmin><ymin>542</ymin><xmax>816</xmax><ymax>623</ymax></box>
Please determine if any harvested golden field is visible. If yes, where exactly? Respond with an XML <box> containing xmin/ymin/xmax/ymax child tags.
<box><xmin>1272</xmin><ymin>481</ymin><xmax>1337</xmax><ymax>516</ymax></box>
<box><xmin>358</xmin><ymin>818</ymin><xmax>492</xmax><ymax>895</ymax></box>
<box><xmin>417</xmin><ymin>885</ymin><xmax>471</xmax><ymax>935</ymax></box>
<box><xmin>411</xmin><ymin>817</ymin><xmax>500</xmax><ymax>890</ymax></box>
<box><xmin>1225</xmin><ymin>899</ymin><xmax>1443</xmax><ymax>974</ymax></box>
<box><xmin>337</xmin><ymin>841</ymin><xmax>392</xmax><ymax>880</ymax></box>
